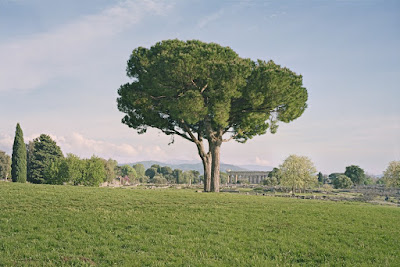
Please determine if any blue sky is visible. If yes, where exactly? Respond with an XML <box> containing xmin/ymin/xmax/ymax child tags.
<box><xmin>0</xmin><ymin>0</ymin><xmax>399</xmax><ymax>174</ymax></box>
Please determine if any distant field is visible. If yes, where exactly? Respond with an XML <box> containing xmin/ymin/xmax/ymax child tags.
<box><xmin>0</xmin><ymin>183</ymin><xmax>399</xmax><ymax>266</ymax></box>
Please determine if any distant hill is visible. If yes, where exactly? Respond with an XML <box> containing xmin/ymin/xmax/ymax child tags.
<box><xmin>237</xmin><ymin>164</ymin><xmax>273</xmax><ymax>172</ymax></box>
<box><xmin>121</xmin><ymin>160</ymin><xmax>273</xmax><ymax>174</ymax></box>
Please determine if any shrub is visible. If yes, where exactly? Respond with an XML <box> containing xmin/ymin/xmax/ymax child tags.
<box><xmin>332</xmin><ymin>175</ymin><xmax>353</xmax><ymax>189</ymax></box>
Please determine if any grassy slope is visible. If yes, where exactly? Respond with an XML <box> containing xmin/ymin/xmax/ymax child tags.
<box><xmin>0</xmin><ymin>183</ymin><xmax>399</xmax><ymax>266</ymax></box>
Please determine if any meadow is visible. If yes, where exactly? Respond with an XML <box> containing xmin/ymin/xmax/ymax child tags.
<box><xmin>0</xmin><ymin>183</ymin><xmax>399</xmax><ymax>266</ymax></box>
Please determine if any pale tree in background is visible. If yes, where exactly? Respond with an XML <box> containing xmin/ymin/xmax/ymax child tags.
<box><xmin>383</xmin><ymin>161</ymin><xmax>400</xmax><ymax>188</ymax></box>
<box><xmin>0</xmin><ymin>150</ymin><xmax>11</xmax><ymax>180</ymax></box>
<box><xmin>279</xmin><ymin>155</ymin><xmax>317</xmax><ymax>193</ymax></box>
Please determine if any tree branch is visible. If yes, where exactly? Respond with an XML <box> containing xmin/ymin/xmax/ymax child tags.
<box><xmin>180</xmin><ymin>120</ymin><xmax>200</xmax><ymax>144</ymax></box>
<box><xmin>150</xmin><ymin>95</ymin><xmax>167</xmax><ymax>100</ymax></box>
<box><xmin>222</xmin><ymin>133</ymin><xmax>239</xmax><ymax>142</ymax></box>
<box><xmin>200</xmin><ymin>84</ymin><xmax>208</xmax><ymax>93</ymax></box>
<box><xmin>164</xmin><ymin>129</ymin><xmax>192</xmax><ymax>142</ymax></box>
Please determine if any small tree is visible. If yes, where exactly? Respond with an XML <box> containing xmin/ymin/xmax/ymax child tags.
<box><xmin>103</xmin><ymin>158</ymin><xmax>117</xmax><ymax>183</ymax></box>
<box><xmin>317</xmin><ymin>172</ymin><xmax>324</xmax><ymax>184</ymax></box>
<box><xmin>279</xmin><ymin>155</ymin><xmax>317</xmax><ymax>193</ymax></box>
<box><xmin>328</xmin><ymin>173</ymin><xmax>342</xmax><ymax>184</ymax></box>
<box><xmin>383</xmin><ymin>161</ymin><xmax>400</xmax><ymax>188</ymax></box>
<box><xmin>133</xmin><ymin>163</ymin><xmax>146</xmax><ymax>178</ymax></box>
<box><xmin>332</xmin><ymin>174</ymin><xmax>353</xmax><ymax>189</ymax></box>
<box><xmin>191</xmin><ymin>170</ymin><xmax>201</xmax><ymax>184</ymax></box>
<box><xmin>26</xmin><ymin>141</ymin><xmax>34</xmax><ymax>182</ymax></box>
<box><xmin>0</xmin><ymin>150</ymin><xmax>11</xmax><ymax>180</ymax></box>
<box><xmin>172</xmin><ymin>169</ymin><xmax>183</xmax><ymax>184</ymax></box>
<box><xmin>28</xmin><ymin>134</ymin><xmax>63</xmax><ymax>184</ymax></box>
<box><xmin>82</xmin><ymin>156</ymin><xmax>106</xmax><ymax>186</ymax></box>
<box><xmin>63</xmin><ymin>153</ymin><xmax>85</xmax><ymax>185</ymax></box>
<box><xmin>121</xmin><ymin>165</ymin><xmax>137</xmax><ymax>181</ymax></box>
<box><xmin>11</xmin><ymin>123</ymin><xmax>27</xmax><ymax>183</ymax></box>
<box><xmin>266</xmin><ymin>167</ymin><xmax>281</xmax><ymax>185</ymax></box>
<box><xmin>344</xmin><ymin>165</ymin><xmax>365</xmax><ymax>185</ymax></box>
<box><xmin>145</xmin><ymin>167</ymin><xmax>157</xmax><ymax>179</ymax></box>
<box><xmin>43</xmin><ymin>158</ymin><xmax>69</xmax><ymax>185</ymax></box>
<box><xmin>152</xmin><ymin>175</ymin><xmax>168</xmax><ymax>184</ymax></box>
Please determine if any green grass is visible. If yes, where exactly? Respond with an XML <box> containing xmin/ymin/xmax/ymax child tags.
<box><xmin>0</xmin><ymin>183</ymin><xmax>399</xmax><ymax>266</ymax></box>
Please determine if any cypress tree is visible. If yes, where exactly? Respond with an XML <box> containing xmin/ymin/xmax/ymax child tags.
<box><xmin>11</xmin><ymin>123</ymin><xmax>27</xmax><ymax>182</ymax></box>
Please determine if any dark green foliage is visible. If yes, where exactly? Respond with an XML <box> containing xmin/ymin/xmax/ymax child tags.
<box><xmin>345</xmin><ymin>165</ymin><xmax>365</xmax><ymax>185</ymax></box>
<box><xmin>191</xmin><ymin>170</ymin><xmax>201</xmax><ymax>184</ymax></box>
<box><xmin>145</xmin><ymin>167</ymin><xmax>157</xmax><ymax>179</ymax></box>
<box><xmin>151</xmin><ymin>175</ymin><xmax>168</xmax><ymax>184</ymax></box>
<box><xmin>26</xmin><ymin>141</ymin><xmax>34</xmax><ymax>182</ymax></box>
<box><xmin>118</xmin><ymin>40</ymin><xmax>306</xmax><ymax>140</ymax></box>
<box><xmin>0</xmin><ymin>183</ymin><xmax>399</xmax><ymax>266</ymax></box>
<box><xmin>159</xmin><ymin>166</ymin><xmax>172</xmax><ymax>176</ymax></box>
<box><xmin>173</xmin><ymin>169</ymin><xmax>183</xmax><ymax>184</ymax></box>
<box><xmin>28</xmin><ymin>134</ymin><xmax>63</xmax><ymax>184</ymax></box>
<box><xmin>11</xmin><ymin>123</ymin><xmax>27</xmax><ymax>183</ymax></box>
<box><xmin>318</xmin><ymin>172</ymin><xmax>324</xmax><ymax>184</ymax></box>
<box><xmin>0</xmin><ymin>150</ymin><xmax>11</xmax><ymax>180</ymax></box>
<box><xmin>328</xmin><ymin>173</ymin><xmax>343</xmax><ymax>184</ymax></box>
<box><xmin>266</xmin><ymin>167</ymin><xmax>281</xmax><ymax>185</ymax></box>
<box><xmin>332</xmin><ymin>175</ymin><xmax>353</xmax><ymax>189</ymax></box>
<box><xmin>263</xmin><ymin>176</ymin><xmax>279</xmax><ymax>186</ymax></box>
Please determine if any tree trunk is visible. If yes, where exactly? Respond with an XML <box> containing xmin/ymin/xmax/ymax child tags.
<box><xmin>202</xmin><ymin>154</ymin><xmax>212</xmax><ymax>192</ymax></box>
<box><xmin>192</xmin><ymin>137</ymin><xmax>212</xmax><ymax>192</ymax></box>
<box><xmin>210</xmin><ymin>140</ymin><xmax>222</xmax><ymax>192</ymax></box>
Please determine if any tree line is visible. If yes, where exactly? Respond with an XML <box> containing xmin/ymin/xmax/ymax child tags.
<box><xmin>1</xmin><ymin>123</ymin><xmax>399</xmax><ymax>190</ymax></box>
<box><xmin>0</xmin><ymin>123</ymin><xmax>207</xmax><ymax>186</ymax></box>
<box><xmin>262</xmin><ymin>155</ymin><xmax>398</xmax><ymax>191</ymax></box>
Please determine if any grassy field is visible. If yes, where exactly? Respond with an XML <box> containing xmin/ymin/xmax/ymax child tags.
<box><xmin>0</xmin><ymin>183</ymin><xmax>399</xmax><ymax>266</ymax></box>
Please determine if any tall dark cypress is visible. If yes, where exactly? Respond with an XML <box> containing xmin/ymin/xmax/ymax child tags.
<box><xmin>11</xmin><ymin>123</ymin><xmax>27</xmax><ymax>182</ymax></box>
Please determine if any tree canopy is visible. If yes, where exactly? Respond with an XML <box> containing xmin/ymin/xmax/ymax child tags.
<box><xmin>344</xmin><ymin>165</ymin><xmax>365</xmax><ymax>185</ymax></box>
<box><xmin>332</xmin><ymin>174</ymin><xmax>353</xmax><ymax>189</ymax></box>
<box><xmin>279</xmin><ymin>155</ymin><xmax>317</xmax><ymax>193</ymax></box>
<box><xmin>28</xmin><ymin>134</ymin><xmax>64</xmax><ymax>184</ymax></box>
<box><xmin>383</xmin><ymin>161</ymin><xmax>400</xmax><ymax>188</ymax></box>
<box><xmin>117</xmin><ymin>39</ymin><xmax>308</xmax><ymax>192</ymax></box>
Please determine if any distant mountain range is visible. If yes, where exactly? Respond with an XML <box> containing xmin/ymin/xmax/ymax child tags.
<box><xmin>121</xmin><ymin>160</ymin><xmax>273</xmax><ymax>174</ymax></box>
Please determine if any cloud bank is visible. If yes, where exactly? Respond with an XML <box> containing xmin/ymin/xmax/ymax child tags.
<box><xmin>0</xmin><ymin>0</ymin><xmax>171</xmax><ymax>92</ymax></box>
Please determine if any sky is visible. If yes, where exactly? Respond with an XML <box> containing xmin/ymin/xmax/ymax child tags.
<box><xmin>0</xmin><ymin>0</ymin><xmax>399</xmax><ymax>175</ymax></box>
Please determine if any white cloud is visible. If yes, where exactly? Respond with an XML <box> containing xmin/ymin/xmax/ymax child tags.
<box><xmin>0</xmin><ymin>130</ymin><xmax>169</xmax><ymax>163</ymax></box>
<box><xmin>197</xmin><ymin>9</ymin><xmax>224</xmax><ymax>29</ymax></box>
<box><xmin>0</xmin><ymin>0</ymin><xmax>172</xmax><ymax>92</ymax></box>
<box><xmin>55</xmin><ymin>132</ymin><xmax>167</xmax><ymax>163</ymax></box>
<box><xmin>255</xmin><ymin>156</ymin><xmax>272</xmax><ymax>166</ymax></box>
<box><xmin>0</xmin><ymin>133</ymin><xmax>13</xmax><ymax>153</ymax></box>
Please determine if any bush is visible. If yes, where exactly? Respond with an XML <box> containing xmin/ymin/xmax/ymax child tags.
<box><xmin>152</xmin><ymin>176</ymin><xmax>168</xmax><ymax>184</ymax></box>
<box><xmin>332</xmin><ymin>175</ymin><xmax>353</xmax><ymax>189</ymax></box>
